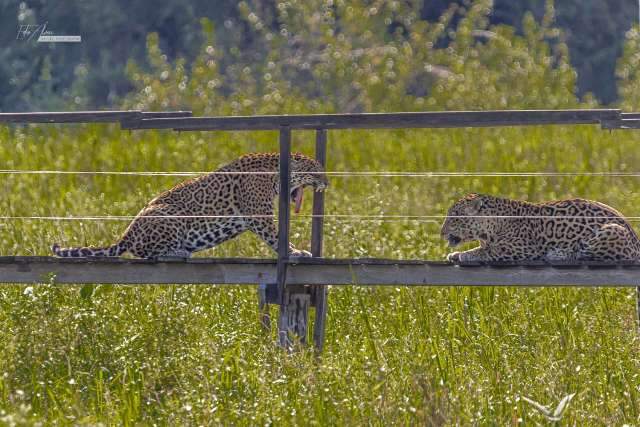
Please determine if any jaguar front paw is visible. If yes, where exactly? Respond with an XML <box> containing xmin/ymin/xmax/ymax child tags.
<box><xmin>446</xmin><ymin>251</ymin><xmax>462</xmax><ymax>263</ymax></box>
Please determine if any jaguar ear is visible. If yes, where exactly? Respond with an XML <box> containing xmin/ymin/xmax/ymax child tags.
<box><xmin>465</xmin><ymin>197</ymin><xmax>484</xmax><ymax>215</ymax></box>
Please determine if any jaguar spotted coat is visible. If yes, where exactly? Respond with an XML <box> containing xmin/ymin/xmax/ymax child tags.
<box><xmin>441</xmin><ymin>193</ymin><xmax>640</xmax><ymax>263</ymax></box>
<box><xmin>52</xmin><ymin>153</ymin><xmax>328</xmax><ymax>259</ymax></box>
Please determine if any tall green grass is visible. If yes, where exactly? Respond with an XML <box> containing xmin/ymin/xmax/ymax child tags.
<box><xmin>0</xmin><ymin>124</ymin><xmax>639</xmax><ymax>424</ymax></box>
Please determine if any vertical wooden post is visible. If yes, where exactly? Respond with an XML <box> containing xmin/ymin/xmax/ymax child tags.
<box><xmin>276</xmin><ymin>126</ymin><xmax>292</xmax><ymax>305</ymax></box>
<box><xmin>257</xmin><ymin>283</ymin><xmax>271</xmax><ymax>330</ymax></box>
<box><xmin>279</xmin><ymin>291</ymin><xmax>310</xmax><ymax>347</ymax></box>
<box><xmin>311</xmin><ymin>129</ymin><xmax>327</xmax><ymax>259</ymax></box>
<box><xmin>311</xmin><ymin>129</ymin><xmax>329</xmax><ymax>352</ymax></box>
<box><xmin>275</xmin><ymin>126</ymin><xmax>311</xmax><ymax>349</ymax></box>
<box><xmin>258</xmin><ymin>127</ymin><xmax>292</xmax><ymax>334</ymax></box>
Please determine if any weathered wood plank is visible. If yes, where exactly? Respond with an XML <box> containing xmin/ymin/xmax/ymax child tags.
<box><xmin>0</xmin><ymin>111</ymin><xmax>143</xmax><ymax>123</ymax></box>
<box><xmin>286</xmin><ymin>263</ymin><xmax>640</xmax><ymax>286</ymax></box>
<box><xmin>119</xmin><ymin>111</ymin><xmax>193</xmax><ymax>127</ymax></box>
<box><xmin>3</xmin><ymin>256</ymin><xmax>640</xmax><ymax>267</ymax></box>
<box><xmin>123</xmin><ymin>109</ymin><xmax>621</xmax><ymax>131</ymax></box>
<box><xmin>1</xmin><ymin>257</ymin><xmax>640</xmax><ymax>286</ymax></box>
<box><xmin>601</xmin><ymin>118</ymin><xmax>640</xmax><ymax>129</ymax></box>
<box><xmin>0</xmin><ymin>256</ymin><xmax>277</xmax><ymax>264</ymax></box>
<box><xmin>139</xmin><ymin>111</ymin><xmax>193</xmax><ymax>119</ymax></box>
<box><xmin>0</xmin><ymin>110</ymin><xmax>193</xmax><ymax>124</ymax></box>
<box><xmin>0</xmin><ymin>258</ymin><xmax>274</xmax><ymax>284</ymax></box>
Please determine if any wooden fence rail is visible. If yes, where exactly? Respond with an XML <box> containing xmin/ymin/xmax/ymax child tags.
<box><xmin>122</xmin><ymin>109</ymin><xmax>621</xmax><ymax>131</ymax></box>
<box><xmin>1</xmin><ymin>108</ymin><xmax>639</xmax><ymax>350</ymax></box>
<box><xmin>1</xmin><ymin>257</ymin><xmax>640</xmax><ymax>287</ymax></box>
<box><xmin>0</xmin><ymin>110</ymin><xmax>192</xmax><ymax>124</ymax></box>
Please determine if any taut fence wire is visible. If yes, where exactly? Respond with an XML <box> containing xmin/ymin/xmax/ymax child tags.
<box><xmin>6</xmin><ymin>170</ymin><xmax>640</xmax><ymax>177</ymax></box>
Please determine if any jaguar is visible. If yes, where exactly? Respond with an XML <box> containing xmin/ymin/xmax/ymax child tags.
<box><xmin>52</xmin><ymin>152</ymin><xmax>328</xmax><ymax>258</ymax></box>
<box><xmin>441</xmin><ymin>193</ymin><xmax>640</xmax><ymax>263</ymax></box>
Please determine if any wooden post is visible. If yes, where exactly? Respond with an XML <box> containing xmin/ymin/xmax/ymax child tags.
<box><xmin>278</xmin><ymin>291</ymin><xmax>310</xmax><ymax>348</ymax></box>
<box><xmin>259</xmin><ymin>126</ymin><xmax>293</xmax><ymax>335</ymax></box>
<box><xmin>311</xmin><ymin>129</ymin><xmax>328</xmax><ymax>351</ymax></box>
<box><xmin>276</xmin><ymin>126</ymin><xmax>292</xmax><ymax>305</ymax></box>
<box><xmin>257</xmin><ymin>283</ymin><xmax>270</xmax><ymax>330</ymax></box>
<box><xmin>275</xmin><ymin>126</ymin><xmax>311</xmax><ymax>349</ymax></box>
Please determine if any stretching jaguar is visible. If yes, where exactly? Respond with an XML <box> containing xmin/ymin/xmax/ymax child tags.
<box><xmin>52</xmin><ymin>153</ymin><xmax>328</xmax><ymax>258</ymax></box>
<box><xmin>441</xmin><ymin>193</ymin><xmax>640</xmax><ymax>263</ymax></box>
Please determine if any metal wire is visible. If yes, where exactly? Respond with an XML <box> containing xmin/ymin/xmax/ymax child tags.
<box><xmin>2</xmin><ymin>215</ymin><xmax>640</xmax><ymax>222</ymax></box>
<box><xmin>2</xmin><ymin>170</ymin><xmax>640</xmax><ymax>222</ymax></box>
<box><xmin>3</xmin><ymin>169</ymin><xmax>640</xmax><ymax>177</ymax></box>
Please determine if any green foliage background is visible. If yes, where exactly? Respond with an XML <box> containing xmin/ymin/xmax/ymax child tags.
<box><xmin>124</xmin><ymin>1</ymin><xmax>580</xmax><ymax>115</ymax></box>
<box><xmin>0</xmin><ymin>0</ymin><xmax>640</xmax><ymax>424</ymax></box>
<box><xmin>0</xmin><ymin>0</ymin><xmax>638</xmax><ymax>110</ymax></box>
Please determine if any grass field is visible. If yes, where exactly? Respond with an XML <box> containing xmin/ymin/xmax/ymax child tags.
<box><xmin>0</xmin><ymin>123</ymin><xmax>639</xmax><ymax>425</ymax></box>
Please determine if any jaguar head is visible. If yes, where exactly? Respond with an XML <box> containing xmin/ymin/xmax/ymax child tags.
<box><xmin>289</xmin><ymin>153</ymin><xmax>328</xmax><ymax>213</ymax></box>
<box><xmin>440</xmin><ymin>193</ymin><xmax>493</xmax><ymax>247</ymax></box>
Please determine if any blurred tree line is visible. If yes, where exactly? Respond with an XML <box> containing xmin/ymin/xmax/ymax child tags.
<box><xmin>0</xmin><ymin>0</ymin><xmax>637</xmax><ymax>112</ymax></box>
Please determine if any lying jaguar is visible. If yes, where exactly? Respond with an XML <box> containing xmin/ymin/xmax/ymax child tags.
<box><xmin>441</xmin><ymin>193</ymin><xmax>640</xmax><ymax>263</ymax></box>
<box><xmin>52</xmin><ymin>152</ymin><xmax>328</xmax><ymax>258</ymax></box>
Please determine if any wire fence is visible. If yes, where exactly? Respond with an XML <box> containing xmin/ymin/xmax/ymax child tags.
<box><xmin>4</xmin><ymin>169</ymin><xmax>640</xmax><ymax>177</ymax></box>
<box><xmin>2</xmin><ymin>215</ymin><xmax>640</xmax><ymax>223</ymax></box>
<box><xmin>2</xmin><ymin>169</ymin><xmax>640</xmax><ymax>223</ymax></box>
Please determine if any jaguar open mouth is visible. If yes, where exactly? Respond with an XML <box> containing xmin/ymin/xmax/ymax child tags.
<box><xmin>291</xmin><ymin>186</ymin><xmax>304</xmax><ymax>214</ymax></box>
<box><xmin>447</xmin><ymin>234</ymin><xmax>462</xmax><ymax>247</ymax></box>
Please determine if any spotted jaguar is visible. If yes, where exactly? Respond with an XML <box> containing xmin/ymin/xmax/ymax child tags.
<box><xmin>441</xmin><ymin>193</ymin><xmax>640</xmax><ymax>263</ymax></box>
<box><xmin>53</xmin><ymin>153</ymin><xmax>328</xmax><ymax>258</ymax></box>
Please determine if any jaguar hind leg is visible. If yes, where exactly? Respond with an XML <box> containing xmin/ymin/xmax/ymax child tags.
<box><xmin>578</xmin><ymin>223</ymin><xmax>639</xmax><ymax>261</ymax></box>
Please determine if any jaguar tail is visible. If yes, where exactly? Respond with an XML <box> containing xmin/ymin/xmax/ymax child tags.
<box><xmin>51</xmin><ymin>241</ymin><xmax>127</xmax><ymax>257</ymax></box>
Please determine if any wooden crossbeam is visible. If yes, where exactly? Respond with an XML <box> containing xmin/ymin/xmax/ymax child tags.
<box><xmin>602</xmin><ymin>119</ymin><xmax>640</xmax><ymax>129</ymax></box>
<box><xmin>0</xmin><ymin>111</ymin><xmax>192</xmax><ymax>124</ymax></box>
<box><xmin>1</xmin><ymin>257</ymin><xmax>640</xmax><ymax>287</ymax></box>
<box><xmin>121</xmin><ymin>109</ymin><xmax>621</xmax><ymax>131</ymax></box>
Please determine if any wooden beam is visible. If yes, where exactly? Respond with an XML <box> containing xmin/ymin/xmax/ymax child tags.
<box><xmin>0</xmin><ymin>111</ymin><xmax>192</xmax><ymax>124</ymax></box>
<box><xmin>602</xmin><ymin>118</ymin><xmax>640</xmax><ymax>129</ymax></box>
<box><xmin>119</xmin><ymin>111</ymin><xmax>193</xmax><ymax>127</ymax></box>
<box><xmin>139</xmin><ymin>111</ymin><xmax>193</xmax><ymax>119</ymax></box>
<box><xmin>0</xmin><ymin>257</ymin><xmax>274</xmax><ymax>284</ymax></box>
<box><xmin>286</xmin><ymin>261</ymin><xmax>640</xmax><ymax>287</ymax></box>
<box><xmin>0</xmin><ymin>111</ymin><xmax>143</xmax><ymax>123</ymax></box>
<box><xmin>2</xmin><ymin>257</ymin><xmax>640</xmax><ymax>287</ymax></box>
<box><xmin>123</xmin><ymin>109</ymin><xmax>621</xmax><ymax>131</ymax></box>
